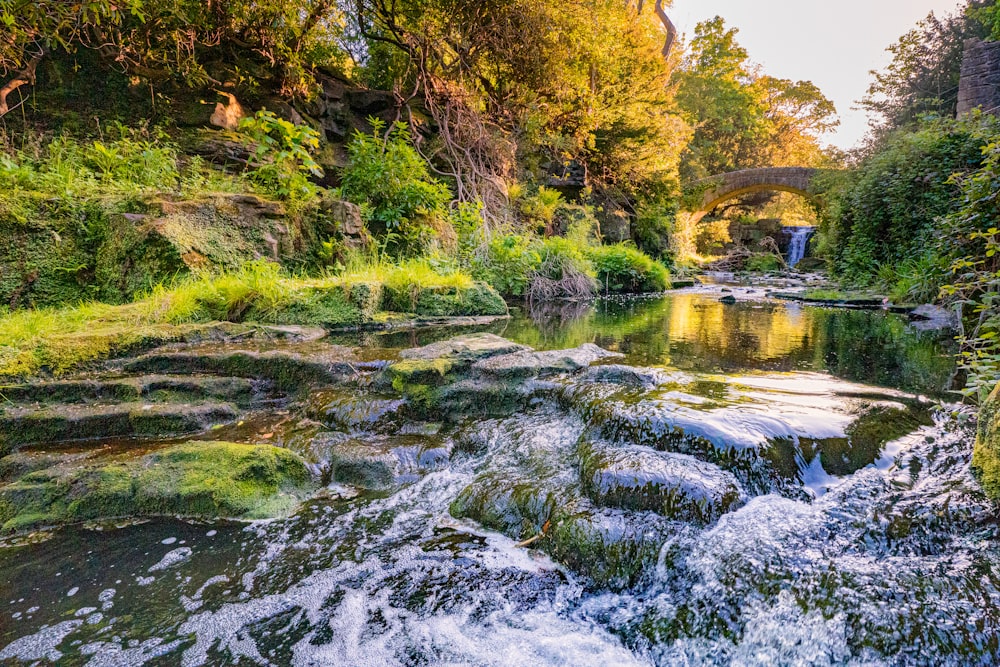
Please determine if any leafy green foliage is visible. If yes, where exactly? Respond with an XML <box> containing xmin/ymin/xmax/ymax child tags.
<box><xmin>974</xmin><ymin>0</ymin><xmax>1000</xmax><ymax>40</ymax></box>
<box><xmin>744</xmin><ymin>253</ymin><xmax>785</xmax><ymax>273</ymax></box>
<box><xmin>826</xmin><ymin>116</ymin><xmax>996</xmax><ymax>285</ymax></box>
<box><xmin>587</xmin><ymin>244</ymin><xmax>671</xmax><ymax>294</ymax></box>
<box><xmin>473</xmin><ymin>235</ymin><xmax>542</xmax><ymax>298</ymax></box>
<box><xmin>674</xmin><ymin>16</ymin><xmax>838</xmax><ymax>179</ymax></box>
<box><xmin>339</xmin><ymin>120</ymin><xmax>452</xmax><ymax>258</ymax></box>
<box><xmin>939</xmin><ymin>137</ymin><xmax>1000</xmax><ymax>401</ymax></box>
<box><xmin>2</xmin><ymin>0</ymin><xmax>349</xmax><ymax>99</ymax></box>
<box><xmin>239</xmin><ymin>110</ymin><xmax>323</xmax><ymax>202</ymax></box>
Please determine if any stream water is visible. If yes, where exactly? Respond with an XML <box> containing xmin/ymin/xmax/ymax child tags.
<box><xmin>3</xmin><ymin>284</ymin><xmax>998</xmax><ymax>667</ymax></box>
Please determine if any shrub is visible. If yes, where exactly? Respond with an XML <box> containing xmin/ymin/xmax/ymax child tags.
<box><xmin>744</xmin><ymin>253</ymin><xmax>785</xmax><ymax>273</ymax></box>
<box><xmin>473</xmin><ymin>234</ymin><xmax>542</xmax><ymax>298</ymax></box>
<box><xmin>633</xmin><ymin>197</ymin><xmax>678</xmax><ymax>261</ymax></box>
<box><xmin>940</xmin><ymin>138</ymin><xmax>1000</xmax><ymax>402</ymax></box>
<box><xmin>517</xmin><ymin>186</ymin><xmax>564</xmax><ymax>234</ymax></box>
<box><xmin>339</xmin><ymin>119</ymin><xmax>453</xmax><ymax>258</ymax></box>
<box><xmin>527</xmin><ymin>237</ymin><xmax>598</xmax><ymax>301</ymax></box>
<box><xmin>238</xmin><ymin>110</ymin><xmax>323</xmax><ymax>203</ymax></box>
<box><xmin>828</xmin><ymin>115</ymin><xmax>998</xmax><ymax>284</ymax></box>
<box><xmin>587</xmin><ymin>244</ymin><xmax>671</xmax><ymax>294</ymax></box>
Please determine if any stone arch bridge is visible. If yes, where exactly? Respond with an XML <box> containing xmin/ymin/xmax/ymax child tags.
<box><xmin>684</xmin><ymin>167</ymin><xmax>836</xmax><ymax>223</ymax></box>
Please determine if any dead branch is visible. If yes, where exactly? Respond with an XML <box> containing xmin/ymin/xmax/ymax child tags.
<box><xmin>653</xmin><ymin>0</ymin><xmax>677</xmax><ymax>57</ymax></box>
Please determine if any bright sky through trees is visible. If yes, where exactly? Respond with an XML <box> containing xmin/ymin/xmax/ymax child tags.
<box><xmin>670</xmin><ymin>0</ymin><xmax>966</xmax><ymax>149</ymax></box>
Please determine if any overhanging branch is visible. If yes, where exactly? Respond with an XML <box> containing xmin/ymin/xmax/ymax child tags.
<box><xmin>0</xmin><ymin>48</ymin><xmax>45</xmax><ymax>117</ymax></box>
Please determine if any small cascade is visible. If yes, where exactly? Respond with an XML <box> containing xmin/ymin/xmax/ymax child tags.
<box><xmin>784</xmin><ymin>226</ymin><xmax>816</xmax><ymax>267</ymax></box>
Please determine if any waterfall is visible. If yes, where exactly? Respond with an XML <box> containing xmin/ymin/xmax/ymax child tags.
<box><xmin>784</xmin><ymin>226</ymin><xmax>816</xmax><ymax>268</ymax></box>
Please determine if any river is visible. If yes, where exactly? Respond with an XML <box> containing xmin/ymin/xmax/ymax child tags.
<box><xmin>3</xmin><ymin>283</ymin><xmax>997</xmax><ymax>667</ymax></box>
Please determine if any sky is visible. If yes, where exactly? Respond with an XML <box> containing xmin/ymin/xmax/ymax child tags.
<box><xmin>668</xmin><ymin>0</ymin><xmax>967</xmax><ymax>150</ymax></box>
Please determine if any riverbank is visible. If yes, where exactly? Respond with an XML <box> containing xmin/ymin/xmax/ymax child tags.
<box><xmin>0</xmin><ymin>260</ymin><xmax>507</xmax><ymax>382</ymax></box>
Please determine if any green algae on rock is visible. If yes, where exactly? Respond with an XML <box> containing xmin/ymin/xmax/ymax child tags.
<box><xmin>0</xmin><ymin>442</ymin><xmax>315</xmax><ymax>534</ymax></box>
<box><xmin>578</xmin><ymin>439</ymin><xmax>745</xmax><ymax>523</ymax></box>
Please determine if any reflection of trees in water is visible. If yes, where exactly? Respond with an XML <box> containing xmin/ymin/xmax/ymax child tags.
<box><xmin>365</xmin><ymin>295</ymin><xmax>958</xmax><ymax>397</ymax></box>
<box><xmin>528</xmin><ymin>299</ymin><xmax>594</xmax><ymax>329</ymax></box>
<box><xmin>815</xmin><ymin>310</ymin><xmax>958</xmax><ymax>396</ymax></box>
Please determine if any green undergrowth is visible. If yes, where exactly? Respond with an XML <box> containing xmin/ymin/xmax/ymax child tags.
<box><xmin>0</xmin><ymin>260</ymin><xmax>505</xmax><ymax>380</ymax></box>
<box><xmin>0</xmin><ymin>441</ymin><xmax>314</xmax><ymax>534</ymax></box>
<box><xmin>473</xmin><ymin>235</ymin><xmax>671</xmax><ymax>298</ymax></box>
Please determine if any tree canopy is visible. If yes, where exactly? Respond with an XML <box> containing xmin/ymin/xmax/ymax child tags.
<box><xmin>673</xmin><ymin>17</ymin><xmax>838</xmax><ymax>180</ymax></box>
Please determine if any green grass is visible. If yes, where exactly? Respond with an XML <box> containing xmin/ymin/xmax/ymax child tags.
<box><xmin>801</xmin><ymin>288</ymin><xmax>884</xmax><ymax>301</ymax></box>
<box><xmin>0</xmin><ymin>259</ymin><xmax>502</xmax><ymax>380</ymax></box>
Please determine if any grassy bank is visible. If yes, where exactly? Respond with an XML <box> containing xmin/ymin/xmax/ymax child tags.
<box><xmin>0</xmin><ymin>260</ymin><xmax>506</xmax><ymax>380</ymax></box>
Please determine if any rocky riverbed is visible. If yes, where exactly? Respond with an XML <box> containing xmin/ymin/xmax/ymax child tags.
<box><xmin>1</xmin><ymin>288</ymin><xmax>996</xmax><ymax>665</ymax></box>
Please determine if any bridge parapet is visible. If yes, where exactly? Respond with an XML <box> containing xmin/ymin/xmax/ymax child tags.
<box><xmin>685</xmin><ymin>167</ymin><xmax>834</xmax><ymax>223</ymax></box>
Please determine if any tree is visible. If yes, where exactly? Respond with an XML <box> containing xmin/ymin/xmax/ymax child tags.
<box><xmin>347</xmin><ymin>0</ymin><xmax>688</xmax><ymax>224</ymax></box>
<box><xmin>0</xmin><ymin>0</ymin><xmax>350</xmax><ymax>116</ymax></box>
<box><xmin>674</xmin><ymin>17</ymin><xmax>837</xmax><ymax>179</ymax></box>
<box><xmin>0</xmin><ymin>0</ymin><xmax>144</xmax><ymax>115</ymax></box>
<box><xmin>861</xmin><ymin>4</ymin><xmax>988</xmax><ymax>140</ymax></box>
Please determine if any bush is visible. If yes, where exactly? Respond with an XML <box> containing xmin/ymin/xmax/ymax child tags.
<box><xmin>238</xmin><ymin>110</ymin><xmax>323</xmax><ymax>203</ymax></box>
<box><xmin>632</xmin><ymin>197</ymin><xmax>678</xmax><ymax>261</ymax></box>
<box><xmin>828</xmin><ymin>116</ymin><xmax>998</xmax><ymax>284</ymax></box>
<box><xmin>473</xmin><ymin>235</ymin><xmax>542</xmax><ymax>298</ymax></box>
<box><xmin>744</xmin><ymin>253</ymin><xmax>785</xmax><ymax>273</ymax></box>
<box><xmin>587</xmin><ymin>244</ymin><xmax>671</xmax><ymax>294</ymax></box>
<box><xmin>339</xmin><ymin>119</ymin><xmax>453</xmax><ymax>258</ymax></box>
<box><xmin>527</xmin><ymin>237</ymin><xmax>598</xmax><ymax>301</ymax></box>
<box><xmin>940</xmin><ymin>137</ymin><xmax>1000</xmax><ymax>402</ymax></box>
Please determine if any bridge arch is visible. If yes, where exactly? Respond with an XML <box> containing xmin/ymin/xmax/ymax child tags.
<box><xmin>685</xmin><ymin>167</ymin><xmax>827</xmax><ymax>224</ymax></box>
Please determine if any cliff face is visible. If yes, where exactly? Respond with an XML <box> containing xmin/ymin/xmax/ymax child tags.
<box><xmin>0</xmin><ymin>193</ymin><xmax>365</xmax><ymax>309</ymax></box>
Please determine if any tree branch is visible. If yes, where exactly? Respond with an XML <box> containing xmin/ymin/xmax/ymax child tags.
<box><xmin>0</xmin><ymin>48</ymin><xmax>45</xmax><ymax>117</ymax></box>
<box><xmin>653</xmin><ymin>0</ymin><xmax>677</xmax><ymax>57</ymax></box>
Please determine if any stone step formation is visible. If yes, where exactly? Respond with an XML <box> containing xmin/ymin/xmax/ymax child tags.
<box><xmin>0</xmin><ymin>332</ymin><xmax>937</xmax><ymax>591</ymax></box>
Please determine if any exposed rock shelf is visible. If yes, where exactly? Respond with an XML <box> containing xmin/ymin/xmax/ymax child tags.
<box><xmin>0</xmin><ymin>331</ymin><xmax>942</xmax><ymax>595</ymax></box>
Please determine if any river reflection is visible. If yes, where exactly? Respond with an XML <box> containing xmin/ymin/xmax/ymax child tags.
<box><xmin>499</xmin><ymin>290</ymin><xmax>959</xmax><ymax>397</ymax></box>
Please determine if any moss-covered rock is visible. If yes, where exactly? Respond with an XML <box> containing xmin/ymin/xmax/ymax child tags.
<box><xmin>578</xmin><ymin>440</ymin><xmax>744</xmax><ymax>523</ymax></box>
<box><xmin>313</xmin><ymin>433</ymin><xmax>451</xmax><ymax>490</ymax></box>
<box><xmin>308</xmin><ymin>390</ymin><xmax>406</xmax><ymax>431</ymax></box>
<box><xmin>399</xmin><ymin>333</ymin><xmax>529</xmax><ymax>364</ymax></box>
<box><xmin>0</xmin><ymin>375</ymin><xmax>259</xmax><ymax>406</ymax></box>
<box><xmin>124</xmin><ymin>347</ymin><xmax>360</xmax><ymax>391</ymax></box>
<box><xmin>450</xmin><ymin>470</ymin><xmax>674</xmax><ymax>589</ymax></box>
<box><xmin>548</xmin><ymin>508</ymin><xmax>674</xmax><ymax>589</ymax></box>
<box><xmin>974</xmin><ymin>384</ymin><xmax>1000</xmax><ymax>499</ymax></box>
<box><xmin>0</xmin><ymin>442</ymin><xmax>314</xmax><ymax>533</ymax></box>
<box><xmin>0</xmin><ymin>402</ymin><xmax>240</xmax><ymax>454</ymax></box>
<box><xmin>0</xmin><ymin>193</ymin><xmax>326</xmax><ymax>309</ymax></box>
<box><xmin>383</xmin><ymin>282</ymin><xmax>508</xmax><ymax>317</ymax></box>
<box><xmin>823</xmin><ymin>404</ymin><xmax>933</xmax><ymax>476</ymax></box>
<box><xmin>473</xmin><ymin>344</ymin><xmax>624</xmax><ymax>379</ymax></box>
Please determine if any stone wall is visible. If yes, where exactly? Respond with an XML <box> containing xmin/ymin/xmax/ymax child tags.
<box><xmin>958</xmin><ymin>39</ymin><xmax>1000</xmax><ymax>117</ymax></box>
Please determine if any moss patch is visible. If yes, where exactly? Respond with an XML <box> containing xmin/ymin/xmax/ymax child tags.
<box><xmin>0</xmin><ymin>442</ymin><xmax>314</xmax><ymax>533</ymax></box>
<box><xmin>974</xmin><ymin>384</ymin><xmax>1000</xmax><ymax>499</ymax></box>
